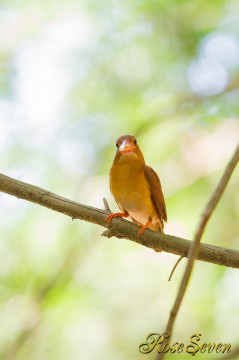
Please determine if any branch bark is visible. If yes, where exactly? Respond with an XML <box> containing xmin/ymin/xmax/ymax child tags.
<box><xmin>156</xmin><ymin>143</ymin><xmax>239</xmax><ymax>360</ymax></box>
<box><xmin>0</xmin><ymin>172</ymin><xmax>238</xmax><ymax>269</ymax></box>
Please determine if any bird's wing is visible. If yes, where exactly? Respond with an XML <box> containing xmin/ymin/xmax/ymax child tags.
<box><xmin>143</xmin><ymin>165</ymin><xmax>167</xmax><ymax>223</ymax></box>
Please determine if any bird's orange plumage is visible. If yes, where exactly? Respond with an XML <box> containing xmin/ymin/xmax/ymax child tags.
<box><xmin>107</xmin><ymin>135</ymin><xmax>167</xmax><ymax>235</ymax></box>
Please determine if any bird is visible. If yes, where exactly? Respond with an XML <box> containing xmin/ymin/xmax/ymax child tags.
<box><xmin>106</xmin><ymin>135</ymin><xmax>167</xmax><ymax>236</ymax></box>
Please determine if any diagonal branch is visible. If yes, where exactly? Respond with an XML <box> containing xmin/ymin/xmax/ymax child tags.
<box><xmin>0</xmin><ymin>172</ymin><xmax>238</xmax><ymax>269</ymax></box>
<box><xmin>156</xmin><ymin>143</ymin><xmax>239</xmax><ymax>360</ymax></box>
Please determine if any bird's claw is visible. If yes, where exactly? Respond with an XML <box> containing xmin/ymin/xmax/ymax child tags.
<box><xmin>137</xmin><ymin>217</ymin><xmax>153</xmax><ymax>237</ymax></box>
<box><xmin>106</xmin><ymin>212</ymin><xmax>129</xmax><ymax>223</ymax></box>
<box><xmin>106</xmin><ymin>213</ymin><xmax>116</xmax><ymax>222</ymax></box>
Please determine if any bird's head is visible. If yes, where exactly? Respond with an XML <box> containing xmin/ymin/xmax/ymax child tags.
<box><xmin>114</xmin><ymin>135</ymin><xmax>145</xmax><ymax>164</ymax></box>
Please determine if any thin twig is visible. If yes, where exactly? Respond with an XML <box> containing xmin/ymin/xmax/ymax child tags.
<box><xmin>168</xmin><ymin>255</ymin><xmax>185</xmax><ymax>282</ymax></box>
<box><xmin>103</xmin><ymin>197</ymin><xmax>111</xmax><ymax>212</ymax></box>
<box><xmin>0</xmin><ymin>172</ymin><xmax>239</xmax><ymax>268</ymax></box>
<box><xmin>156</xmin><ymin>143</ymin><xmax>239</xmax><ymax>360</ymax></box>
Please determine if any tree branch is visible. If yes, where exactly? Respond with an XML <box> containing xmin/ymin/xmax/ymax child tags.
<box><xmin>156</xmin><ymin>143</ymin><xmax>239</xmax><ymax>360</ymax></box>
<box><xmin>0</xmin><ymin>172</ymin><xmax>238</xmax><ymax>269</ymax></box>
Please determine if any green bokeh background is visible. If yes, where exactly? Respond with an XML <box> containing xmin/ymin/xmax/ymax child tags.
<box><xmin>0</xmin><ymin>0</ymin><xmax>239</xmax><ymax>359</ymax></box>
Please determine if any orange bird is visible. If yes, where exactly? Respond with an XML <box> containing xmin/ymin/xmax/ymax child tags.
<box><xmin>106</xmin><ymin>135</ymin><xmax>167</xmax><ymax>235</ymax></box>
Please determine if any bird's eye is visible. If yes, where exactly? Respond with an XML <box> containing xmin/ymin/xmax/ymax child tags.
<box><xmin>134</xmin><ymin>139</ymin><xmax>137</xmax><ymax>145</ymax></box>
<box><xmin>116</xmin><ymin>143</ymin><xmax>119</xmax><ymax>148</ymax></box>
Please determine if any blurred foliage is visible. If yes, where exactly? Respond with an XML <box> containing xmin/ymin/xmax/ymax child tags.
<box><xmin>0</xmin><ymin>0</ymin><xmax>239</xmax><ymax>359</ymax></box>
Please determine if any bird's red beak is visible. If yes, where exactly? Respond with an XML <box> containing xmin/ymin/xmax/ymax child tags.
<box><xmin>118</xmin><ymin>140</ymin><xmax>135</xmax><ymax>153</ymax></box>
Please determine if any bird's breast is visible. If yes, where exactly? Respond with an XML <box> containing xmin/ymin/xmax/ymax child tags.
<box><xmin>110</xmin><ymin>161</ymin><xmax>157</xmax><ymax>225</ymax></box>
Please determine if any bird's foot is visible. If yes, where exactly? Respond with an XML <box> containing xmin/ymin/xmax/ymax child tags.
<box><xmin>138</xmin><ymin>217</ymin><xmax>152</xmax><ymax>237</ymax></box>
<box><xmin>106</xmin><ymin>212</ymin><xmax>129</xmax><ymax>223</ymax></box>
